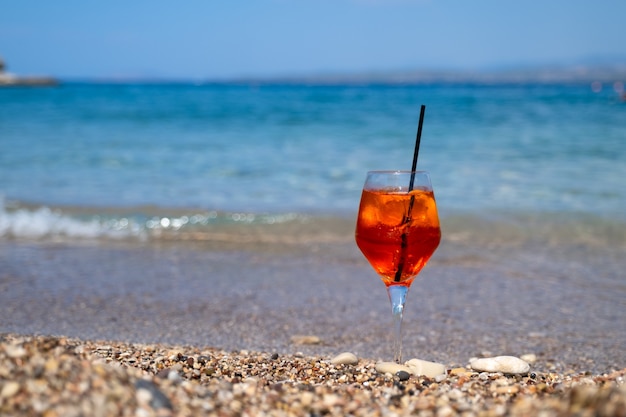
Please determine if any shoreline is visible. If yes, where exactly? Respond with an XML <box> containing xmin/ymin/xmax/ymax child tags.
<box><xmin>2</xmin><ymin>198</ymin><xmax>625</xmax><ymax>250</ymax></box>
<box><xmin>1</xmin><ymin>332</ymin><xmax>624</xmax><ymax>416</ymax></box>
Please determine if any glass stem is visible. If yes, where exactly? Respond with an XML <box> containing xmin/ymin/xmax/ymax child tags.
<box><xmin>387</xmin><ymin>285</ymin><xmax>409</xmax><ymax>364</ymax></box>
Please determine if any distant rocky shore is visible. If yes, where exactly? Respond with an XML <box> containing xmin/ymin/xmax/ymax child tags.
<box><xmin>0</xmin><ymin>56</ymin><xmax>57</xmax><ymax>87</ymax></box>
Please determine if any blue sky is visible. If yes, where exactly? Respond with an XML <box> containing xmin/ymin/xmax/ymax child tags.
<box><xmin>1</xmin><ymin>0</ymin><xmax>625</xmax><ymax>80</ymax></box>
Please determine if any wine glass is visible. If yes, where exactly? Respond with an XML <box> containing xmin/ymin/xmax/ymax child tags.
<box><xmin>355</xmin><ymin>170</ymin><xmax>441</xmax><ymax>363</ymax></box>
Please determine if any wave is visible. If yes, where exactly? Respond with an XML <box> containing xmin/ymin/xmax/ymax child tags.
<box><xmin>0</xmin><ymin>201</ymin><xmax>116</xmax><ymax>240</ymax></box>
<box><xmin>0</xmin><ymin>198</ymin><xmax>354</xmax><ymax>247</ymax></box>
<box><xmin>0</xmin><ymin>198</ymin><xmax>285</xmax><ymax>240</ymax></box>
<box><xmin>2</xmin><ymin>198</ymin><xmax>624</xmax><ymax>252</ymax></box>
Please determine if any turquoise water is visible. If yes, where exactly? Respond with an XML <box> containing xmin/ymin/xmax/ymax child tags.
<box><xmin>1</xmin><ymin>82</ymin><xmax>625</xmax><ymax>240</ymax></box>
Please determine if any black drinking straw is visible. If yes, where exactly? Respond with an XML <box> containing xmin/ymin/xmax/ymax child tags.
<box><xmin>394</xmin><ymin>104</ymin><xmax>426</xmax><ymax>282</ymax></box>
<box><xmin>408</xmin><ymin>104</ymin><xmax>426</xmax><ymax>191</ymax></box>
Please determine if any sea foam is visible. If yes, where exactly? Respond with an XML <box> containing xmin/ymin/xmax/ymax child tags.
<box><xmin>0</xmin><ymin>198</ymin><xmax>128</xmax><ymax>240</ymax></box>
<box><xmin>0</xmin><ymin>197</ymin><xmax>310</xmax><ymax>243</ymax></box>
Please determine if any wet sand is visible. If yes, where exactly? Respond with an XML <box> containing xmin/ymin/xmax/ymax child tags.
<box><xmin>1</xmin><ymin>219</ymin><xmax>624</xmax><ymax>375</ymax></box>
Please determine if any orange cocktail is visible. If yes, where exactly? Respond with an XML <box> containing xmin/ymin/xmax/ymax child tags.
<box><xmin>356</xmin><ymin>188</ymin><xmax>441</xmax><ymax>287</ymax></box>
<box><xmin>355</xmin><ymin>170</ymin><xmax>441</xmax><ymax>363</ymax></box>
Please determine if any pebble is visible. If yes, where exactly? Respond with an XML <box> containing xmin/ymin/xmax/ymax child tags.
<box><xmin>1</xmin><ymin>381</ymin><xmax>20</xmax><ymax>398</ymax></box>
<box><xmin>470</xmin><ymin>355</ymin><xmax>530</xmax><ymax>374</ymax></box>
<box><xmin>330</xmin><ymin>352</ymin><xmax>358</xmax><ymax>365</ymax></box>
<box><xmin>4</xmin><ymin>345</ymin><xmax>27</xmax><ymax>359</ymax></box>
<box><xmin>375</xmin><ymin>361</ymin><xmax>412</xmax><ymax>375</ymax></box>
<box><xmin>405</xmin><ymin>358</ymin><xmax>447</xmax><ymax>378</ymax></box>
<box><xmin>521</xmin><ymin>353</ymin><xmax>537</xmax><ymax>364</ymax></box>
<box><xmin>290</xmin><ymin>335</ymin><xmax>322</xmax><ymax>345</ymax></box>
<box><xmin>135</xmin><ymin>379</ymin><xmax>173</xmax><ymax>410</ymax></box>
<box><xmin>396</xmin><ymin>370</ymin><xmax>411</xmax><ymax>381</ymax></box>
<box><xmin>449</xmin><ymin>367</ymin><xmax>470</xmax><ymax>376</ymax></box>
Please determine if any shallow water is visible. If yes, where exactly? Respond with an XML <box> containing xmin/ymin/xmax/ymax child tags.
<box><xmin>1</xmin><ymin>212</ymin><xmax>624</xmax><ymax>374</ymax></box>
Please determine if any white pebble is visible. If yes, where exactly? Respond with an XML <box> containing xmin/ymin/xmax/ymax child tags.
<box><xmin>375</xmin><ymin>362</ymin><xmax>412</xmax><ymax>376</ymax></box>
<box><xmin>404</xmin><ymin>358</ymin><xmax>447</xmax><ymax>378</ymax></box>
<box><xmin>330</xmin><ymin>352</ymin><xmax>358</xmax><ymax>365</ymax></box>
<box><xmin>520</xmin><ymin>353</ymin><xmax>537</xmax><ymax>364</ymax></box>
<box><xmin>167</xmin><ymin>370</ymin><xmax>181</xmax><ymax>381</ymax></box>
<box><xmin>0</xmin><ymin>381</ymin><xmax>20</xmax><ymax>398</ymax></box>
<box><xmin>290</xmin><ymin>335</ymin><xmax>321</xmax><ymax>345</ymax></box>
<box><xmin>135</xmin><ymin>388</ymin><xmax>153</xmax><ymax>405</ymax></box>
<box><xmin>469</xmin><ymin>356</ymin><xmax>530</xmax><ymax>374</ymax></box>
<box><xmin>4</xmin><ymin>345</ymin><xmax>27</xmax><ymax>359</ymax></box>
<box><xmin>434</xmin><ymin>373</ymin><xmax>447</xmax><ymax>382</ymax></box>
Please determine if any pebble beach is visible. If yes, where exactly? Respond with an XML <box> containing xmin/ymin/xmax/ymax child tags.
<box><xmin>1</xmin><ymin>333</ymin><xmax>625</xmax><ymax>416</ymax></box>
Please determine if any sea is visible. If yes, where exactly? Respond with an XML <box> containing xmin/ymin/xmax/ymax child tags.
<box><xmin>1</xmin><ymin>81</ymin><xmax>625</xmax><ymax>370</ymax></box>
<box><xmin>1</xmin><ymin>82</ymin><xmax>625</xmax><ymax>240</ymax></box>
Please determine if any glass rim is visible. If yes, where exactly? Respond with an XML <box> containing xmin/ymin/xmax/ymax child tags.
<box><xmin>366</xmin><ymin>170</ymin><xmax>430</xmax><ymax>174</ymax></box>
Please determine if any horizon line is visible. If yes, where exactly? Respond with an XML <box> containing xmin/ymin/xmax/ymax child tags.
<box><xmin>7</xmin><ymin>62</ymin><xmax>626</xmax><ymax>86</ymax></box>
